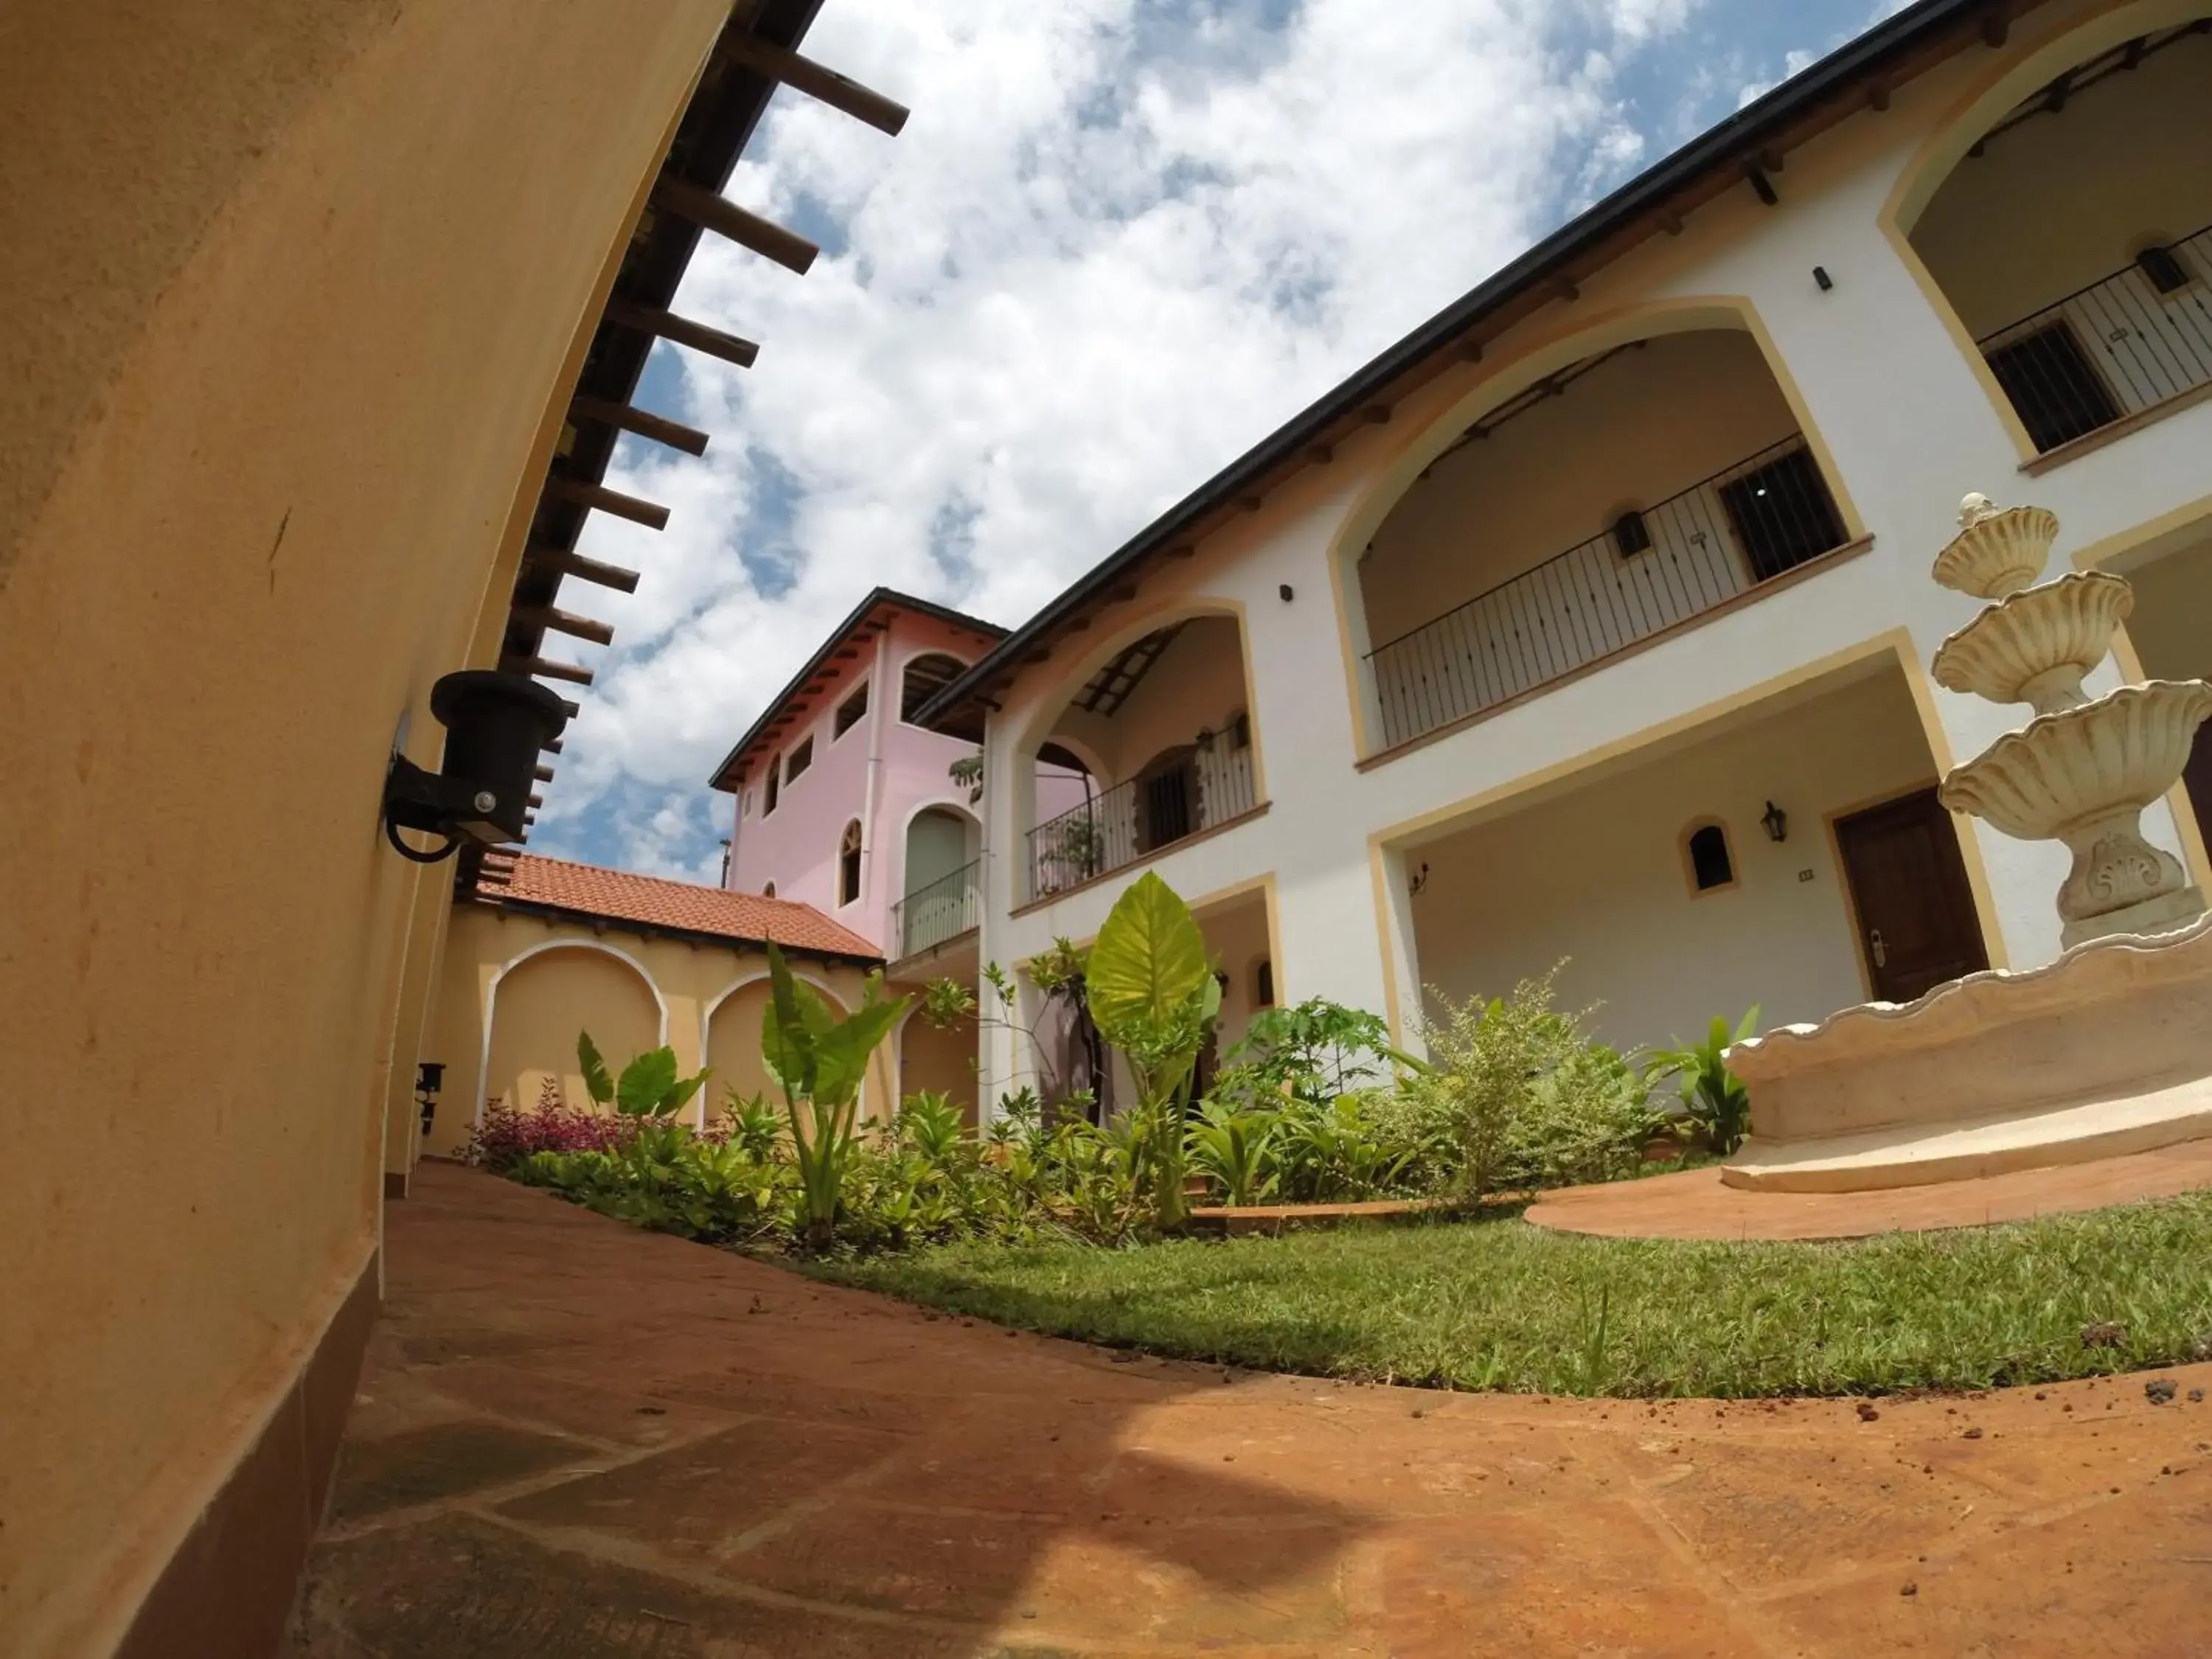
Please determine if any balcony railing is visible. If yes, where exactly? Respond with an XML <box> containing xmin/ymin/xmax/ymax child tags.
<box><xmin>1024</xmin><ymin>742</ymin><xmax>1258</xmax><ymax>902</ymax></box>
<box><xmin>891</xmin><ymin>859</ymin><xmax>980</xmax><ymax>958</ymax></box>
<box><xmin>1363</xmin><ymin>435</ymin><xmax>1849</xmax><ymax>750</ymax></box>
<box><xmin>1976</xmin><ymin>223</ymin><xmax>2212</xmax><ymax>453</ymax></box>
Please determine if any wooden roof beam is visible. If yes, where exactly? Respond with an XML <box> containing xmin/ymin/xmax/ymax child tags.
<box><xmin>506</xmin><ymin>655</ymin><xmax>595</xmax><ymax>687</ymax></box>
<box><xmin>652</xmin><ymin>177</ymin><xmax>818</xmax><ymax>275</ymax></box>
<box><xmin>545</xmin><ymin>476</ymin><xmax>670</xmax><ymax>531</ymax></box>
<box><xmin>720</xmin><ymin>34</ymin><xmax>910</xmax><ymax>137</ymax></box>
<box><xmin>568</xmin><ymin>394</ymin><xmax>709</xmax><ymax>457</ymax></box>
<box><xmin>605</xmin><ymin>299</ymin><xmax>759</xmax><ymax>369</ymax></box>
<box><xmin>512</xmin><ymin>604</ymin><xmax>615</xmax><ymax>647</ymax></box>
<box><xmin>524</xmin><ymin>544</ymin><xmax>640</xmax><ymax>594</ymax></box>
<box><xmin>532</xmin><ymin>764</ymin><xmax>555</xmax><ymax>783</ymax></box>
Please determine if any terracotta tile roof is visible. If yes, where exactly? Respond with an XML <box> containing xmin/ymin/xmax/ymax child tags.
<box><xmin>473</xmin><ymin>853</ymin><xmax>880</xmax><ymax>960</ymax></box>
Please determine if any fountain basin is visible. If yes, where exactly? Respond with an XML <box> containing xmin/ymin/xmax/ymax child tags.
<box><xmin>1930</xmin><ymin>571</ymin><xmax>2132</xmax><ymax>713</ymax></box>
<box><xmin>1722</xmin><ymin>916</ymin><xmax>2212</xmax><ymax>1190</ymax></box>
<box><xmin>1931</xmin><ymin>501</ymin><xmax>2058</xmax><ymax>599</ymax></box>
<box><xmin>1937</xmin><ymin>681</ymin><xmax>2212</xmax><ymax>841</ymax></box>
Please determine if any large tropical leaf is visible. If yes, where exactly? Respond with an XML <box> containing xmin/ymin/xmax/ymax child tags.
<box><xmin>615</xmin><ymin>1046</ymin><xmax>678</xmax><ymax>1116</ymax></box>
<box><xmin>760</xmin><ymin>945</ymin><xmax>819</xmax><ymax>1104</ymax></box>
<box><xmin>1085</xmin><ymin>872</ymin><xmax>1209</xmax><ymax>1046</ymax></box>
<box><xmin>661</xmin><ymin>1067</ymin><xmax>712</xmax><ymax>1118</ymax></box>
<box><xmin>813</xmin><ymin>975</ymin><xmax>910</xmax><ymax>1110</ymax></box>
<box><xmin>577</xmin><ymin>1031</ymin><xmax>615</xmax><ymax>1107</ymax></box>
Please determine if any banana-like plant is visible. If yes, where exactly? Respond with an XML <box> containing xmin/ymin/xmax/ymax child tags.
<box><xmin>759</xmin><ymin>943</ymin><xmax>910</xmax><ymax>1247</ymax></box>
<box><xmin>1083</xmin><ymin>871</ymin><xmax>1221</xmax><ymax>1230</ymax></box>
<box><xmin>577</xmin><ymin>1032</ymin><xmax>712</xmax><ymax>1119</ymax></box>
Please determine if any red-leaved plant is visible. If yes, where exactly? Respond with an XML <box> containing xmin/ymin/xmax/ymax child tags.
<box><xmin>462</xmin><ymin>1085</ymin><xmax>639</xmax><ymax>1170</ymax></box>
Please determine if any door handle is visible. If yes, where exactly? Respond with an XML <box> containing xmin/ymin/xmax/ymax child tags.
<box><xmin>1868</xmin><ymin>928</ymin><xmax>1888</xmax><ymax>968</ymax></box>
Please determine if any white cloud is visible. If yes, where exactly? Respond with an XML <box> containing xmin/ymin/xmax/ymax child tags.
<box><xmin>533</xmin><ymin>0</ymin><xmax>1862</xmax><ymax>877</ymax></box>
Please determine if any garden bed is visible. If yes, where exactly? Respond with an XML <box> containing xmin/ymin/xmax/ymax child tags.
<box><xmin>1185</xmin><ymin>1196</ymin><xmax>1451</xmax><ymax>1237</ymax></box>
<box><xmin>803</xmin><ymin>1192</ymin><xmax>2212</xmax><ymax>1398</ymax></box>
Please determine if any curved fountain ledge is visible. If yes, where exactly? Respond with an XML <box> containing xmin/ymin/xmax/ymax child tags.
<box><xmin>1720</xmin><ymin>492</ymin><xmax>2212</xmax><ymax>1194</ymax></box>
<box><xmin>1722</xmin><ymin>914</ymin><xmax>2212</xmax><ymax>1192</ymax></box>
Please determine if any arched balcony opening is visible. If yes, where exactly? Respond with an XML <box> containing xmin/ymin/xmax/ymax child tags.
<box><xmin>1908</xmin><ymin>21</ymin><xmax>2212</xmax><ymax>456</ymax></box>
<box><xmin>1021</xmin><ymin>613</ymin><xmax>1260</xmax><ymax>903</ymax></box>
<box><xmin>1356</xmin><ymin>326</ymin><xmax>1851</xmax><ymax>751</ymax></box>
<box><xmin>891</xmin><ymin>803</ymin><xmax>981</xmax><ymax>959</ymax></box>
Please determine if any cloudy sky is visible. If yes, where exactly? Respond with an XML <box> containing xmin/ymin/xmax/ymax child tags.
<box><xmin>535</xmin><ymin>0</ymin><xmax>1907</xmax><ymax>879</ymax></box>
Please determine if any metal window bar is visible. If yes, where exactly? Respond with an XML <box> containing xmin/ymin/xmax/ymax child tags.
<box><xmin>891</xmin><ymin>858</ymin><xmax>981</xmax><ymax>958</ymax></box>
<box><xmin>1024</xmin><ymin>741</ymin><xmax>1259</xmax><ymax>902</ymax></box>
<box><xmin>1362</xmin><ymin>434</ymin><xmax>1849</xmax><ymax>750</ymax></box>
<box><xmin>1975</xmin><ymin>222</ymin><xmax>2212</xmax><ymax>451</ymax></box>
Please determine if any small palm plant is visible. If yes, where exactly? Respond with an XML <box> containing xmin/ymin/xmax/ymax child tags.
<box><xmin>1644</xmin><ymin>1006</ymin><xmax>1759</xmax><ymax>1155</ymax></box>
<box><xmin>759</xmin><ymin>943</ymin><xmax>910</xmax><ymax>1247</ymax></box>
<box><xmin>1184</xmin><ymin>1100</ymin><xmax>1279</xmax><ymax>1208</ymax></box>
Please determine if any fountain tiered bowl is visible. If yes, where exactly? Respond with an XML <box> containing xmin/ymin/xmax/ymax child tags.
<box><xmin>1719</xmin><ymin>493</ymin><xmax>2212</xmax><ymax>1193</ymax></box>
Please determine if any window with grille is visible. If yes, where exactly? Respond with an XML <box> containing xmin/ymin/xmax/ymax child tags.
<box><xmin>1717</xmin><ymin>447</ymin><xmax>1846</xmax><ymax>582</ymax></box>
<box><xmin>1984</xmin><ymin>320</ymin><xmax>2121</xmax><ymax>452</ymax></box>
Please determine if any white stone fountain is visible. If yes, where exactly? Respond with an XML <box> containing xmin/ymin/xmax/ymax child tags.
<box><xmin>1720</xmin><ymin>495</ymin><xmax>2212</xmax><ymax>1193</ymax></box>
<box><xmin>1931</xmin><ymin>493</ymin><xmax>2211</xmax><ymax>947</ymax></box>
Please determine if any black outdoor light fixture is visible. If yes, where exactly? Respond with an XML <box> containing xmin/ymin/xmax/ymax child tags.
<box><xmin>416</xmin><ymin>1061</ymin><xmax>445</xmax><ymax>1139</ymax></box>
<box><xmin>1761</xmin><ymin>799</ymin><xmax>1790</xmax><ymax>844</ymax></box>
<box><xmin>382</xmin><ymin>669</ymin><xmax>568</xmax><ymax>863</ymax></box>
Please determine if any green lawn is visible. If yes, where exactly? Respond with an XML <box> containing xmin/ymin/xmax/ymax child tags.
<box><xmin>801</xmin><ymin>1195</ymin><xmax>2212</xmax><ymax>1398</ymax></box>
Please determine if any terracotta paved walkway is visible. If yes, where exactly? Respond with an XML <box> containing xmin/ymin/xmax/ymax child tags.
<box><xmin>1526</xmin><ymin>1138</ymin><xmax>2212</xmax><ymax>1240</ymax></box>
<box><xmin>293</xmin><ymin>1163</ymin><xmax>2212</xmax><ymax>1657</ymax></box>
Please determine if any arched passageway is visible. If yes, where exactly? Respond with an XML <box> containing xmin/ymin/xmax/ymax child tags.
<box><xmin>484</xmin><ymin>946</ymin><xmax>661</xmax><ymax>1118</ymax></box>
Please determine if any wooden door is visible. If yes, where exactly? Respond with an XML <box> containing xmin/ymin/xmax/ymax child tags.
<box><xmin>1834</xmin><ymin>788</ymin><xmax>1990</xmax><ymax>1004</ymax></box>
<box><xmin>2184</xmin><ymin>724</ymin><xmax>2212</xmax><ymax>855</ymax></box>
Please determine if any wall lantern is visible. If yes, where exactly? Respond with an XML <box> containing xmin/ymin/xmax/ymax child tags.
<box><xmin>1760</xmin><ymin>799</ymin><xmax>1790</xmax><ymax>844</ymax></box>
<box><xmin>382</xmin><ymin>670</ymin><xmax>567</xmax><ymax>863</ymax></box>
<box><xmin>415</xmin><ymin>1061</ymin><xmax>445</xmax><ymax>1139</ymax></box>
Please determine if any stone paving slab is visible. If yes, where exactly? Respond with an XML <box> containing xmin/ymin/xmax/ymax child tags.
<box><xmin>290</xmin><ymin>1164</ymin><xmax>2212</xmax><ymax>1657</ymax></box>
<box><xmin>1526</xmin><ymin>1137</ymin><xmax>2212</xmax><ymax>1239</ymax></box>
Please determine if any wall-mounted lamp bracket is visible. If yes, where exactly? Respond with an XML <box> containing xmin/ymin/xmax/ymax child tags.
<box><xmin>382</xmin><ymin>671</ymin><xmax>568</xmax><ymax>864</ymax></box>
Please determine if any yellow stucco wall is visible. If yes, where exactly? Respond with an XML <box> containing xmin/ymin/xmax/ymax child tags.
<box><xmin>0</xmin><ymin>4</ymin><xmax>728</xmax><ymax>1653</ymax></box>
<box><xmin>897</xmin><ymin>1004</ymin><xmax>983</xmax><ymax>1124</ymax></box>
<box><xmin>428</xmin><ymin>904</ymin><xmax>894</xmax><ymax>1156</ymax></box>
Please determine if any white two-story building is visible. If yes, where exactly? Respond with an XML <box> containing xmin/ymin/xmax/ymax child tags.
<box><xmin>889</xmin><ymin>0</ymin><xmax>2212</xmax><ymax>1110</ymax></box>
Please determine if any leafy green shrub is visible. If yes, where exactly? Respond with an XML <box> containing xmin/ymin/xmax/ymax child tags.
<box><xmin>1404</xmin><ymin>964</ymin><xmax>1653</xmax><ymax>1199</ymax></box>
<box><xmin>515</xmin><ymin>1122</ymin><xmax>790</xmax><ymax>1242</ymax></box>
<box><xmin>1506</xmin><ymin>1040</ymin><xmax>1657</xmax><ymax>1189</ymax></box>
<box><xmin>1268</xmin><ymin>1089</ymin><xmax>1433</xmax><ymax>1201</ymax></box>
